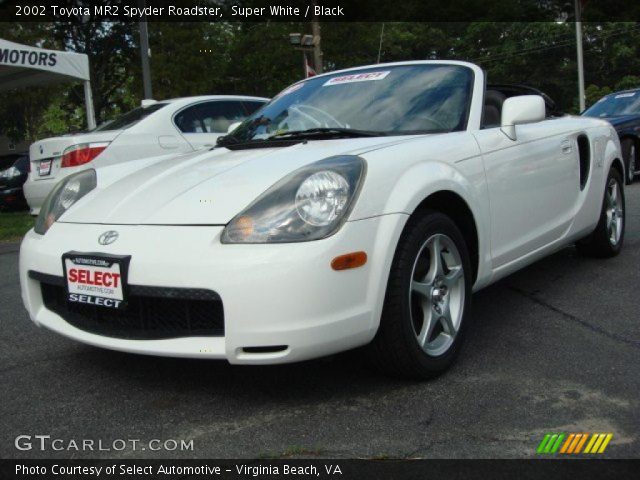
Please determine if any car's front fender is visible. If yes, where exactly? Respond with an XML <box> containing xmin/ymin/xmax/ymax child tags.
<box><xmin>351</xmin><ymin>153</ymin><xmax>492</xmax><ymax>290</ymax></box>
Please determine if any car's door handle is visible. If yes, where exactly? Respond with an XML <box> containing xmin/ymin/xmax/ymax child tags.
<box><xmin>561</xmin><ymin>140</ymin><xmax>573</xmax><ymax>154</ymax></box>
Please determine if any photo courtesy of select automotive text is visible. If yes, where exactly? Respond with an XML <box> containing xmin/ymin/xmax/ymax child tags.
<box><xmin>0</xmin><ymin>0</ymin><xmax>639</xmax><ymax>478</ymax></box>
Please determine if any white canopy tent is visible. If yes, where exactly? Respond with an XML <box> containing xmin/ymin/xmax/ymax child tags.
<box><xmin>0</xmin><ymin>38</ymin><xmax>96</xmax><ymax>129</ymax></box>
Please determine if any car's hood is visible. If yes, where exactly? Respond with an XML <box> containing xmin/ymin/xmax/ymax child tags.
<box><xmin>61</xmin><ymin>136</ymin><xmax>415</xmax><ymax>225</ymax></box>
<box><xmin>602</xmin><ymin>114</ymin><xmax>640</xmax><ymax>128</ymax></box>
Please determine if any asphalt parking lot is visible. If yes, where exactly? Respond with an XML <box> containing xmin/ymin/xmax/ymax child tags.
<box><xmin>1</xmin><ymin>186</ymin><xmax>639</xmax><ymax>460</ymax></box>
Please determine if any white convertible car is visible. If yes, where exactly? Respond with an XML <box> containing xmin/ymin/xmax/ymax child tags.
<box><xmin>19</xmin><ymin>61</ymin><xmax>625</xmax><ymax>378</ymax></box>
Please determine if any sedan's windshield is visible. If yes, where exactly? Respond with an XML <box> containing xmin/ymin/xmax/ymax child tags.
<box><xmin>225</xmin><ymin>64</ymin><xmax>474</xmax><ymax>145</ymax></box>
<box><xmin>584</xmin><ymin>91</ymin><xmax>640</xmax><ymax>117</ymax></box>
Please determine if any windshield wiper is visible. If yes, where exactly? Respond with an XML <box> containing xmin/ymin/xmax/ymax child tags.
<box><xmin>267</xmin><ymin>127</ymin><xmax>384</xmax><ymax>140</ymax></box>
<box><xmin>216</xmin><ymin>133</ymin><xmax>241</xmax><ymax>147</ymax></box>
<box><xmin>217</xmin><ymin>115</ymin><xmax>273</xmax><ymax>147</ymax></box>
<box><xmin>216</xmin><ymin>127</ymin><xmax>385</xmax><ymax>150</ymax></box>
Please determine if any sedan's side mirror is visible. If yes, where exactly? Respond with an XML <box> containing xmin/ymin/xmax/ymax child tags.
<box><xmin>227</xmin><ymin>121</ymin><xmax>242</xmax><ymax>134</ymax></box>
<box><xmin>500</xmin><ymin>95</ymin><xmax>546</xmax><ymax>140</ymax></box>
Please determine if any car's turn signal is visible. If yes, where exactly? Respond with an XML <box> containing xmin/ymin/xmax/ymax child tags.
<box><xmin>331</xmin><ymin>251</ymin><xmax>367</xmax><ymax>271</ymax></box>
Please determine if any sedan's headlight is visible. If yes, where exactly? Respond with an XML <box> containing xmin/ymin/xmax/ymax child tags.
<box><xmin>221</xmin><ymin>156</ymin><xmax>366</xmax><ymax>243</ymax></box>
<box><xmin>34</xmin><ymin>169</ymin><xmax>97</xmax><ymax>235</ymax></box>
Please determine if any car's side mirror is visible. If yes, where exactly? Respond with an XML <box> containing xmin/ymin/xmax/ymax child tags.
<box><xmin>500</xmin><ymin>95</ymin><xmax>546</xmax><ymax>140</ymax></box>
<box><xmin>227</xmin><ymin>122</ymin><xmax>242</xmax><ymax>134</ymax></box>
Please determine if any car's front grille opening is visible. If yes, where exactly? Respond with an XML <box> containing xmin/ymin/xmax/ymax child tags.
<box><xmin>242</xmin><ymin>345</ymin><xmax>288</xmax><ymax>354</ymax></box>
<box><xmin>35</xmin><ymin>273</ymin><xmax>224</xmax><ymax>340</ymax></box>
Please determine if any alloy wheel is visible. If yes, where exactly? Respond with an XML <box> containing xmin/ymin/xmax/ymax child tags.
<box><xmin>605</xmin><ymin>177</ymin><xmax>623</xmax><ymax>246</ymax></box>
<box><xmin>409</xmin><ymin>234</ymin><xmax>466</xmax><ymax>357</ymax></box>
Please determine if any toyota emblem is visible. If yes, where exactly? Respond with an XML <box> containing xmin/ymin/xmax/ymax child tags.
<box><xmin>98</xmin><ymin>230</ymin><xmax>119</xmax><ymax>245</ymax></box>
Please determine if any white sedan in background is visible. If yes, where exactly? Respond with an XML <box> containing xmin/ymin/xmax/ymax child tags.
<box><xmin>24</xmin><ymin>95</ymin><xmax>268</xmax><ymax>214</ymax></box>
<box><xmin>20</xmin><ymin>61</ymin><xmax>624</xmax><ymax>378</ymax></box>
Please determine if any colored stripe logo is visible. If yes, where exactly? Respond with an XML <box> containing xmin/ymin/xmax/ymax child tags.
<box><xmin>537</xmin><ymin>433</ymin><xmax>613</xmax><ymax>454</ymax></box>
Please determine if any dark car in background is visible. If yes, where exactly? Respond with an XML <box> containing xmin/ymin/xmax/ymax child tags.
<box><xmin>583</xmin><ymin>88</ymin><xmax>640</xmax><ymax>184</ymax></box>
<box><xmin>0</xmin><ymin>152</ymin><xmax>29</xmax><ymax>210</ymax></box>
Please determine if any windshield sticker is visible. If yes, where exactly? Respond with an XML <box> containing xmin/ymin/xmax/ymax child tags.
<box><xmin>323</xmin><ymin>71</ymin><xmax>391</xmax><ymax>86</ymax></box>
<box><xmin>615</xmin><ymin>92</ymin><xmax>636</xmax><ymax>98</ymax></box>
<box><xmin>276</xmin><ymin>83</ymin><xmax>305</xmax><ymax>98</ymax></box>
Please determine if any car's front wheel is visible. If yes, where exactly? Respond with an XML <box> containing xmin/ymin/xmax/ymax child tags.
<box><xmin>368</xmin><ymin>211</ymin><xmax>472</xmax><ymax>379</ymax></box>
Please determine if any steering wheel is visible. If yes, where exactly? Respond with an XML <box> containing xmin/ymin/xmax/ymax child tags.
<box><xmin>289</xmin><ymin>104</ymin><xmax>344</xmax><ymax>128</ymax></box>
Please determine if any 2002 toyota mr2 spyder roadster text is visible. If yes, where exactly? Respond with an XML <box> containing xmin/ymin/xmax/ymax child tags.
<box><xmin>19</xmin><ymin>61</ymin><xmax>625</xmax><ymax>378</ymax></box>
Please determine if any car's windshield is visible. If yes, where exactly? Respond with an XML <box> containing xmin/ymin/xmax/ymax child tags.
<box><xmin>226</xmin><ymin>64</ymin><xmax>474</xmax><ymax>144</ymax></box>
<box><xmin>584</xmin><ymin>91</ymin><xmax>640</xmax><ymax>117</ymax></box>
<box><xmin>93</xmin><ymin>103</ymin><xmax>168</xmax><ymax>131</ymax></box>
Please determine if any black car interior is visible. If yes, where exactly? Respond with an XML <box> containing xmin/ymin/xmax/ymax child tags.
<box><xmin>481</xmin><ymin>84</ymin><xmax>560</xmax><ymax>129</ymax></box>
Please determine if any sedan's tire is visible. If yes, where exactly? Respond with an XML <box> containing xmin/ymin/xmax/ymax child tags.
<box><xmin>621</xmin><ymin>139</ymin><xmax>637</xmax><ymax>185</ymax></box>
<box><xmin>576</xmin><ymin>167</ymin><xmax>625</xmax><ymax>258</ymax></box>
<box><xmin>368</xmin><ymin>211</ymin><xmax>472</xmax><ymax>379</ymax></box>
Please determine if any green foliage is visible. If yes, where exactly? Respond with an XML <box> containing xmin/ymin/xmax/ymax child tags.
<box><xmin>223</xmin><ymin>22</ymin><xmax>306</xmax><ymax>97</ymax></box>
<box><xmin>0</xmin><ymin>212</ymin><xmax>34</xmax><ymax>242</ymax></box>
<box><xmin>149</xmin><ymin>22</ymin><xmax>235</xmax><ymax>98</ymax></box>
<box><xmin>50</xmin><ymin>20</ymin><xmax>139</xmax><ymax>124</ymax></box>
<box><xmin>615</xmin><ymin>75</ymin><xmax>640</xmax><ymax>91</ymax></box>
<box><xmin>585</xmin><ymin>84</ymin><xmax>612</xmax><ymax>108</ymax></box>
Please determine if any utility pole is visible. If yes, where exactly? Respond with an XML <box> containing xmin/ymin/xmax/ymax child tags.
<box><xmin>575</xmin><ymin>0</ymin><xmax>585</xmax><ymax>111</ymax></box>
<box><xmin>377</xmin><ymin>23</ymin><xmax>385</xmax><ymax>63</ymax></box>
<box><xmin>289</xmin><ymin>33</ymin><xmax>316</xmax><ymax>77</ymax></box>
<box><xmin>303</xmin><ymin>51</ymin><xmax>308</xmax><ymax>78</ymax></box>
<box><xmin>311</xmin><ymin>2</ymin><xmax>323</xmax><ymax>74</ymax></box>
<box><xmin>138</xmin><ymin>0</ymin><xmax>153</xmax><ymax>99</ymax></box>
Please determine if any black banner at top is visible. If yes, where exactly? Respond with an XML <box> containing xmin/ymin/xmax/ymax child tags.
<box><xmin>1</xmin><ymin>0</ymin><xmax>640</xmax><ymax>22</ymax></box>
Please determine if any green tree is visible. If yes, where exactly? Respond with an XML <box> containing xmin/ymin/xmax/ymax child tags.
<box><xmin>224</xmin><ymin>22</ymin><xmax>305</xmax><ymax>97</ymax></box>
<box><xmin>50</xmin><ymin>20</ymin><xmax>139</xmax><ymax>124</ymax></box>
<box><xmin>148</xmin><ymin>22</ymin><xmax>235</xmax><ymax>98</ymax></box>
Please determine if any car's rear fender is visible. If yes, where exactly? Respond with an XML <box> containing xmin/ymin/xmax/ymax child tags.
<box><xmin>569</xmin><ymin>126</ymin><xmax>623</xmax><ymax>241</ymax></box>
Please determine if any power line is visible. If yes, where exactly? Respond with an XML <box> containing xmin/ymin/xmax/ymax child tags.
<box><xmin>472</xmin><ymin>24</ymin><xmax>640</xmax><ymax>64</ymax></box>
<box><xmin>467</xmin><ymin>22</ymin><xmax>640</xmax><ymax>63</ymax></box>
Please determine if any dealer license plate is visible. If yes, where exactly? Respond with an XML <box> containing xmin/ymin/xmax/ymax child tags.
<box><xmin>38</xmin><ymin>159</ymin><xmax>52</xmax><ymax>176</ymax></box>
<box><xmin>62</xmin><ymin>253</ymin><xmax>131</xmax><ymax>309</ymax></box>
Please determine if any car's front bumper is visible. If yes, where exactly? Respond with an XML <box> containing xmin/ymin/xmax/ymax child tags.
<box><xmin>19</xmin><ymin>214</ymin><xmax>407</xmax><ymax>364</ymax></box>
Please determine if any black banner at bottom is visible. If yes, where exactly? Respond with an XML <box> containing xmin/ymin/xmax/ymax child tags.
<box><xmin>1</xmin><ymin>459</ymin><xmax>638</xmax><ymax>480</ymax></box>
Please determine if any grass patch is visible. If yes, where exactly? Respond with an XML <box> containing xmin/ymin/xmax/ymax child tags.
<box><xmin>0</xmin><ymin>211</ymin><xmax>35</xmax><ymax>242</ymax></box>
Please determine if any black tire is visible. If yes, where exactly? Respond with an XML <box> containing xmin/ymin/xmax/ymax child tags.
<box><xmin>576</xmin><ymin>167</ymin><xmax>625</xmax><ymax>258</ymax></box>
<box><xmin>367</xmin><ymin>210</ymin><xmax>473</xmax><ymax>379</ymax></box>
<box><xmin>621</xmin><ymin>139</ymin><xmax>636</xmax><ymax>185</ymax></box>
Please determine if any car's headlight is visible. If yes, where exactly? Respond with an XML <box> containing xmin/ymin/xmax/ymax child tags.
<box><xmin>0</xmin><ymin>166</ymin><xmax>20</xmax><ymax>179</ymax></box>
<box><xmin>221</xmin><ymin>156</ymin><xmax>366</xmax><ymax>243</ymax></box>
<box><xmin>34</xmin><ymin>169</ymin><xmax>97</xmax><ymax>235</ymax></box>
